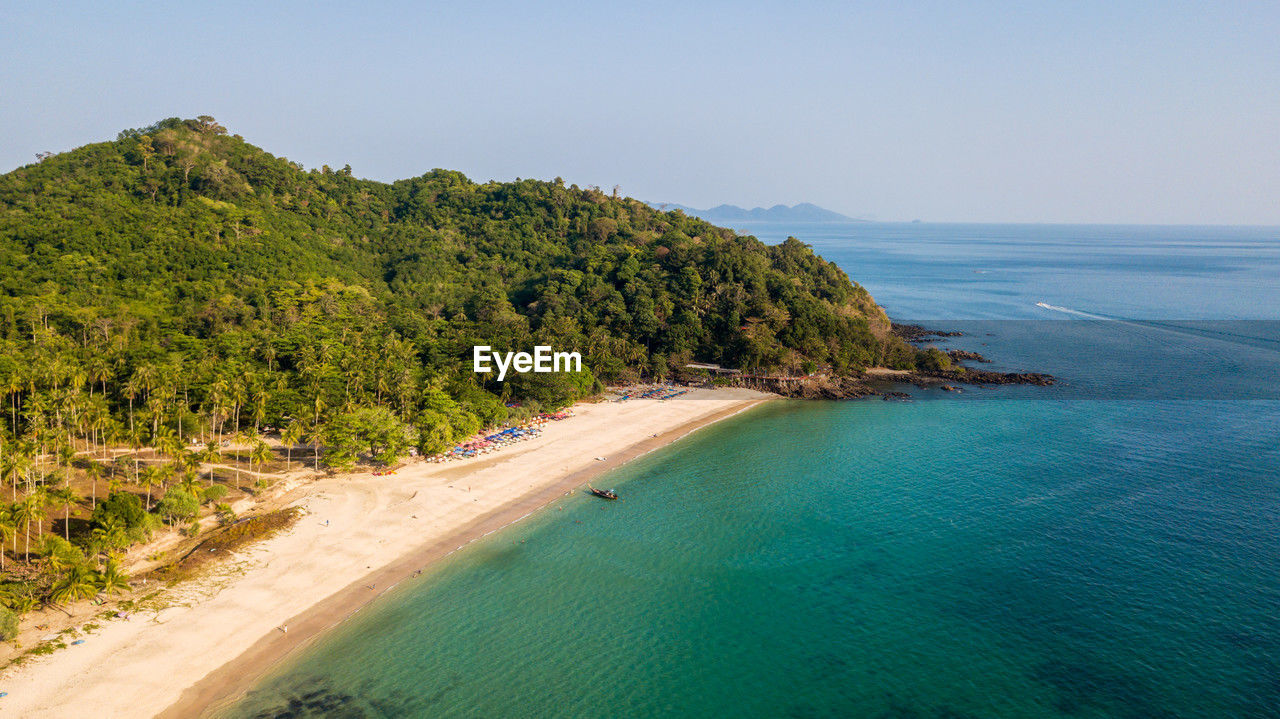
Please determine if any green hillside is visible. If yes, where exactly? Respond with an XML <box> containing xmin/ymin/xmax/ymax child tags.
<box><xmin>0</xmin><ymin>117</ymin><xmax>926</xmax><ymax>618</ymax></box>
<box><xmin>0</xmin><ymin>117</ymin><xmax>911</xmax><ymax>429</ymax></box>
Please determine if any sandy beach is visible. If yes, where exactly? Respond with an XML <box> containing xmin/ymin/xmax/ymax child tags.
<box><xmin>0</xmin><ymin>387</ymin><xmax>771</xmax><ymax>718</ymax></box>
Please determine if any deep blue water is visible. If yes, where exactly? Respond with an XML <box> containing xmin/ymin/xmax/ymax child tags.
<box><xmin>224</xmin><ymin>224</ymin><xmax>1280</xmax><ymax>718</ymax></box>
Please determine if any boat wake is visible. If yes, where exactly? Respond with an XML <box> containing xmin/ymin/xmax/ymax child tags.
<box><xmin>1033</xmin><ymin>303</ymin><xmax>1280</xmax><ymax>366</ymax></box>
<box><xmin>1034</xmin><ymin>302</ymin><xmax>1113</xmax><ymax>321</ymax></box>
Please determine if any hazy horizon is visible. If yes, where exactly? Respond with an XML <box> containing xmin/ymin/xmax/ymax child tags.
<box><xmin>3</xmin><ymin>1</ymin><xmax>1277</xmax><ymax>225</ymax></box>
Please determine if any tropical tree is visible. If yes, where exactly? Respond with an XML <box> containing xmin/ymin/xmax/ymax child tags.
<box><xmin>280</xmin><ymin>422</ymin><xmax>303</xmax><ymax>472</ymax></box>
<box><xmin>49</xmin><ymin>486</ymin><xmax>80</xmax><ymax>541</ymax></box>
<box><xmin>139</xmin><ymin>464</ymin><xmax>164</xmax><ymax>509</ymax></box>
<box><xmin>304</xmin><ymin>423</ymin><xmax>325</xmax><ymax>471</ymax></box>
<box><xmin>48</xmin><ymin>564</ymin><xmax>98</xmax><ymax>605</ymax></box>
<box><xmin>95</xmin><ymin>558</ymin><xmax>131</xmax><ymax>595</ymax></box>
<box><xmin>198</xmin><ymin>442</ymin><xmax>222</xmax><ymax>486</ymax></box>
<box><xmin>30</xmin><ymin>485</ymin><xmax>50</xmax><ymax>545</ymax></box>
<box><xmin>126</xmin><ymin>425</ymin><xmax>146</xmax><ymax>483</ymax></box>
<box><xmin>0</xmin><ymin>503</ymin><xmax>15</xmax><ymax>571</ymax></box>
<box><xmin>249</xmin><ymin>437</ymin><xmax>273</xmax><ymax>482</ymax></box>
<box><xmin>84</xmin><ymin>459</ymin><xmax>105</xmax><ymax>508</ymax></box>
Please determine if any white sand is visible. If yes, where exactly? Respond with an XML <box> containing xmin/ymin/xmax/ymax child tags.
<box><xmin>0</xmin><ymin>388</ymin><xmax>770</xmax><ymax>718</ymax></box>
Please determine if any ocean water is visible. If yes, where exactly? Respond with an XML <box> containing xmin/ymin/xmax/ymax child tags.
<box><xmin>223</xmin><ymin>224</ymin><xmax>1280</xmax><ymax>718</ymax></box>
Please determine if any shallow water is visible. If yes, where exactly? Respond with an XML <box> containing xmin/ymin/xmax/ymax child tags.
<box><xmin>224</xmin><ymin>224</ymin><xmax>1280</xmax><ymax>718</ymax></box>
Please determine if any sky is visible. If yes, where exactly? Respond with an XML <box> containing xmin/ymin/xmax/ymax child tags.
<box><xmin>2</xmin><ymin>1</ymin><xmax>1277</xmax><ymax>224</ymax></box>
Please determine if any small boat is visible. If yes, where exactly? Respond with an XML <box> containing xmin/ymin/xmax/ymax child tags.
<box><xmin>587</xmin><ymin>485</ymin><xmax>618</xmax><ymax>500</ymax></box>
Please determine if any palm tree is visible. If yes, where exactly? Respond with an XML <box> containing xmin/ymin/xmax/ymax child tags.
<box><xmin>176</xmin><ymin>469</ymin><xmax>202</xmax><ymax>495</ymax></box>
<box><xmin>56</xmin><ymin>441</ymin><xmax>76</xmax><ymax>472</ymax></box>
<box><xmin>123</xmin><ymin>375</ymin><xmax>141</xmax><ymax>433</ymax></box>
<box><xmin>250</xmin><ymin>437</ymin><xmax>273</xmax><ymax>484</ymax></box>
<box><xmin>49</xmin><ymin>564</ymin><xmax>99</xmax><ymax>605</ymax></box>
<box><xmin>126</xmin><ymin>424</ymin><xmax>145</xmax><ymax>483</ymax></box>
<box><xmin>281</xmin><ymin>422</ymin><xmax>303</xmax><ymax>472</ymax></box>
<box><xmin>84</xmin><ymin>459</ymin><xmax>104</xmax><ymax>508</ymax></box>
<box><xmin>154</xmin><ymin>427</ymin><xmax>183</xmax><ymax>462</ymax></box>
<box><xmin>31</xmin><ymin>484</ymin><xmax>50</xmax><ymax>544</ymax></box>
<box><xmin>86</xmin><ymin>355</ymin><xmax>112</xmax><ymax>398</ymax></box>
<box><xmin>139</xmin><ymin>465</ymin><xmax>163</xmax><ymax>509</ymax></box>
<box><xmin>14</xmin><ymin>493</ymin><xmax>40</xmax><ymax>561</ymax></box>
<box><xmin>199</xmin><ymin>442</ymin><xmax>222</xmax><ymax>486</ymax></box>
<box><xmin>1</xmin><ymin>370</ymin><xmax>22</xmax><ymax>434</ymax></box>
<box><xmin>229</xmin><ymin>375</ymin><xmax>248</xmax><ymax>435</ymax></box>
<box><xmin>305</xmin><ymin>422</ymin><xmax>325</xmax><ymax>471</ymax></box>
<box><xmin>0</xmin><ymin>503</ymin><xmax>15</xmax><ymax>571</ymax></box>
<box><xmin>95</xmin><ymin>558</ymin><xmax>131</xmax><ymax>595</ymax></box>
<box><xmin>50</xmin><ymin>485</ymin><xmax>79</xmax><ymax>541</ymax></box>
<box><xmin>207</xmin><ymin>375</ymin><xmax>228</xmax><ymax>446</ymax></box>
<box><xmin>230</xmin><ymin>432</ymin><xmax>247</xmax><ymax>489</ymax></box>
<box><xmin>250</xmin><ymin>378</ymin><xmax>268</xmax><ymax>435</ymax></box>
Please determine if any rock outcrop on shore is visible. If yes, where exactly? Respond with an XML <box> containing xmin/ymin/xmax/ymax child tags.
<box><xmin>912</xmin><ymin>369</ymin><xmax>1055</xmax><ymax>386</ymax></box>
<box><xmin>722</xmin><ymin>321</ymin><xmax>1055</xmax><ymax>399</ymax></box>
<box><xmin>946</xmin><ymin>349</ymin><xmax>990</xmax><ymax>363</ymax></box>
<box><xmin>891</xmin><ymin>323</ymin><xmax>964</xmax><ymax>340</ymax></box>
<box><xmin>732</xmin><ymin>365</ymin><xmax>1054</xmax><ymax>400</ymax></box>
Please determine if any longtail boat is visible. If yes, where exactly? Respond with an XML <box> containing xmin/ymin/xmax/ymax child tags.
<box><xmin>587</xmin><ymin>485</ymin><xmax>618</xmax><ymax>500</ymax></box>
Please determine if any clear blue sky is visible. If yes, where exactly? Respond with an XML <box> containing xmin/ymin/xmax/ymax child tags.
<box><xmin>3</xmin><ymin>1</ymin><xmax>1277</xmax><ymax>224</ymax></box>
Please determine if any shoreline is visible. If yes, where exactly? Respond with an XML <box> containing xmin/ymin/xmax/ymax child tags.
<box><xmin>166</xmin><ymin>397</ymin><xmax>768</xmax><ymax>718</ymax></box>
<box><xmin>0</xmin><ymin>389</ymin><xmax>771</xmax><ymax>719</ymax></box>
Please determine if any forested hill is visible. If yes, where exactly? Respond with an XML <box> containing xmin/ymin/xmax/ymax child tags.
<box><xmin>0</xmin><ymin>116</ymin><xmax>916</xmax><ymax>431</ymax></box>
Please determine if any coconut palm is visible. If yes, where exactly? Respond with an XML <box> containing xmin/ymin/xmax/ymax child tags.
<box><xmin>198</xmin><ymin>442</ymin><xmax>222</xmax><ymax>486</ymax></box>
<box><xmin>126</xmin><ymin>424</ymin><xmax>145</xmax><ymax>483</ymax></box>
<box><xmin>250</xmin><ymin>437</ymin><xmax>273</xmax><ymax>483</ymax></box>
<box><xmin>154</xmin><ymin>427</ymin><xmax>183</xmax><ymax>462</ymax></box>
<box><xmin>49</xmin><ymin>485</ymin><xmax>80</xmax><ymax>540</ymax></box>
<box><xmin>176</xmin><ymin>470</ymin><xmax>202</xmax><ymax>495</ymax></box>
<box><xmin>229</xmin><ymin>432</ymin><xmax>249</xmax><ymax>489</ymax></box>
<box><xmin>95</xmin><ymin>558</ymin><xmax>131</xmax><ymax>594</ymax></box>
<box><xmin>229</xmin><ymin>375</ymin><xmax>247</xmax><ymax>434</ymax></box>
<box><xmin>14</xmin><ymin>493</ymin><xmax>40</xmax><ymax>561</ymax></box>
<box><xmin>84</xmin><ymin>459</ymin><xmax>105</xmax><ymax>508</ymax></box>
<box><xmin>0</xmin><ymin>503</ymin><xmax>15</xmax><ymax>571</ymax></box>
<box><xmin>49</xmin><ymin>564</ymin><xmax>99</xmax><ymax>605</ymax></box>
<box><xmin>139</xmin><ymin>465</ymin><xmax>163</xmax><ymax>509</ymax></box>
<box><xmin>1</xmin><ymin>370</ymin><xmax>22</xmax><ymax>434</ymax></box>
<box><xmin>41</xmin><ymin>535</ymin><xmax>80</xmax><ymax>576</ymax></box>
<box><xmin>30</xmin><ymin>484</ymin><xmax>50</xmax><ymax>543</ymax></box>
<box><xmin>305</xmin><ymin>422</ymin><xmax>325</xmax><ymax>471</ymax></box>
<box><xmin>280</xmin><ymin>422</ymin><xmax>302</xmax><ymax>472</ymax></box>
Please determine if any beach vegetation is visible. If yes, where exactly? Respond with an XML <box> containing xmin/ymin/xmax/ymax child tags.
<box><xmin>156</xmin><ymin>488</ymin><xmax>200</xmax><ymax>525</ymax></box>
<box><xmin>0</xmin><ymin>606</ymin><xmax>20</xmax><ymax>640</ymax></box>
<box><xmin>201</xmin><ymin>484</ymin><xmax>228</xmax><ymax>504</ymax></box>
<box><xmin>0</xmin><ymin>116</ymin><xmax>920</xmax><ymax>624</ymax></box>
<box><xmin>914</xmin><ymin>348</ymin><xmax>953</xmax><ymax>372</ymax></box>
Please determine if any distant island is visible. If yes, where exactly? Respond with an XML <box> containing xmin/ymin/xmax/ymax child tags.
<box><xmin>649</xmin><ymin>202</ymin><xmax>861</xmax><ymax>224</ymax></box>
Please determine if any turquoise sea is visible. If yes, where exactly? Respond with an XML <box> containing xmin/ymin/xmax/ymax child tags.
<box><xmin>223</xmin><ymin>224</ymin><xmax>1280</xmax><ymax>718</ymax></box>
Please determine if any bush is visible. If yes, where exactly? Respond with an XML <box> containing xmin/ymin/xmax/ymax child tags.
<box><xmin>201</xmin><ymin>485</ymin><xmax>228</xmax><ymax>504</ymax></box>
<box><xmin>504</xmin><ymin>368</ymin><xmax>598</xmax><ymax>410</ymax></box>
<box><xmin>91</xmin><ymin>492</ymin><xmax>147</xmax><ymax>532</ymax></box>
<box><xmin>415</xmin><ymin>409</ymin><xmax>454</xmax><ymax>456</ymax></box>
<box><xmin>0</xmin><ymin>606</ymin><xmax>19</xmax><ymax>640</ymax></box>
<box><xmin>326</xmin><ymin>406</ymin><xmax>419</xmax><ymax>468</ymax></box>
<box><xmin>156</xmin><ymin>488</ymin><xmax>200</xmax><ymax>524</ymax></box>
<box><xmin>214</xmin><ymin>502</ymin><xmax>236</xmax><ymax>525</ymax></box>
<box><xmin>914</xmin><ymin>347</ymin><xmax>952</xmax><ymax>372</ymax></box>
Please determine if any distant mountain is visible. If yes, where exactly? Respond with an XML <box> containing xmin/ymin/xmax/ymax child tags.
<box><xmin>649</xmin><ymin>202</ymin><xmax>860</xmax><ymax>224</ymax></box>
